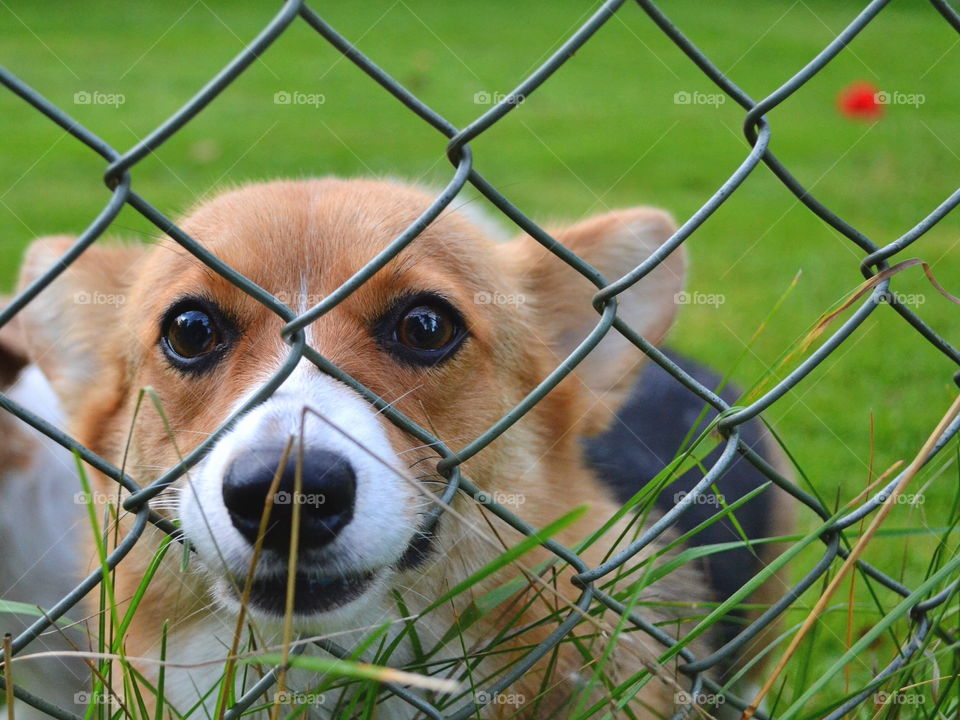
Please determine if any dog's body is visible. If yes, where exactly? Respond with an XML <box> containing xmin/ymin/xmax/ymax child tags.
<box><xmin>13</xmin><ymin>178</ymin><xmax>789</xmax><ymax>718</ymax></box>
<box><xmin>586</xmin><ymin>348</ymin><xmax>793</xmax><ymax>652</ymax></box>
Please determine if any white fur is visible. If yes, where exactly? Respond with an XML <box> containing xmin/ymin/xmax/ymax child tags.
<box><xmin>0</xmin><ymin>366</ymin><xmax>86</xmax><ymax>717</ymax></box>
<box><xmin>160</xmin><ymin>354</ymin><xmax>427</xmax><ymax>715</ymax></box>
<box><xmin>178</xmin><ymin>357</ymin><xmax>418</xmax><ymax>628</ymax></box>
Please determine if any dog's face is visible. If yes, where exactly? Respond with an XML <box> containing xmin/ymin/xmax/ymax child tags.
<box><xmin>17</xmin><ymin>178</ymin><xmax>684</xmax><ymax>630</ymax></box>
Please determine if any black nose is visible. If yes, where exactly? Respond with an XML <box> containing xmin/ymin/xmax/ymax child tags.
<box><xmin>222</xmin><ymin>446</ymin><xmax>356</xmax><ymax>553</ymax></box>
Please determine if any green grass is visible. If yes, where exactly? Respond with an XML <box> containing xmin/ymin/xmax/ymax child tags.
<box><xmin>1</xmin><ymin>0</ymin><xmax>958</xmax><ymax>718</ymax></box>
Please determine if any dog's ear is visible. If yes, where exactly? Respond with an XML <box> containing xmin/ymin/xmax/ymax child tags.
<box><xmin>0</xmin><ymin>300</ymin><xmax>30</xmax><ymax>388</ymax></box>
<box><xmin>502</xmin><ymin>208</ymin><xmax>686</xmax><ymax>432</ymax></box>
<box><xmin>16</xmin><ymin>236</ymin><xmax>145</xmax><ymax>414</ymax></box>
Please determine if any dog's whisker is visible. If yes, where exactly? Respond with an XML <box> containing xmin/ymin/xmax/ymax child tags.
<box><xmin>407</xmin><ymin>455</ymin><xmax>441</xmax><ymax>471</ymax></box>
<box><xmin>373</xmin><ymin>384</ymin><xmax>423</xmax><ymax>417</ymax></box>
<box><xmin>397</xmin><ymin>434</ymin><xmax>476</xmax><ymax>455</ymax></box>
<box><xmin>411</xmin><ymin>474</ymin><xmax>447</xmax><ymax>483</ymax></box>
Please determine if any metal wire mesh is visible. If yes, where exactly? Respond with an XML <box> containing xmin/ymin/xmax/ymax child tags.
<box><xmin>1</xmin><ymin>1</ymin><xmax>958</xmax><ymax>718</ymax></box>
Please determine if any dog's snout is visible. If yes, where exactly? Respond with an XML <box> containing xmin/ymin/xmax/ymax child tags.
<box><xmin>222</xmin><ymin>446</ymin><xmax>356</xmax><ymax>552</ymax></box>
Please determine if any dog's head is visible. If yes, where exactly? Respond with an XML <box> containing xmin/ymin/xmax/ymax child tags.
<box><xmin>17</xmin><ymin>178</ymin><xmax>685</xmax><ymax>628</ymax></box>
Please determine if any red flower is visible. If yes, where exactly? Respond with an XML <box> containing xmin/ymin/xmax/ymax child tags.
<box><xmin>837</xmin><ymin>81</ymin><xmax>883</xmax><ymax>121</ymax></box>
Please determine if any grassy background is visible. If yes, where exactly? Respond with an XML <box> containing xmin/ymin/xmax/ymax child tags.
<box><xmin>2</xmin><ymin>0</ymin><xmax>958</xmax><ymax>716</ymax></box>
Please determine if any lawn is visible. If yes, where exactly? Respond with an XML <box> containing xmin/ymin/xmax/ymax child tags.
<box><xmin>1</xmin><ymin>1</ymin><xmax>958</xmax><ymax>717</ymax></box>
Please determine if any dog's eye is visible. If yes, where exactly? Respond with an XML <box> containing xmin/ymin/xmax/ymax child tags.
<box><xmin>160</xmin><ymin>299</ymin><xmax>234</xmax><ymax>372</ymax></box>
<box><xmin>379</xmin><ymin>294</ymin><xmax>466</xmax><ymax>366</ymax></box>
<box><xmin>166</xmin><ymin>310</ymin><xmax>218</xmax><ymax>359</ymax></box>
<box><xmin>397</xmin><ymin>306</ymin><xmax>455</xmax><ymax>351</ymax></box>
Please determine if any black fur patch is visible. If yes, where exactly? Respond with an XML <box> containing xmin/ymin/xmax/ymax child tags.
<box><xmin>583</xmin><ymin>348</ymin><xmax>777</xmax><ymax>645</ymax></box>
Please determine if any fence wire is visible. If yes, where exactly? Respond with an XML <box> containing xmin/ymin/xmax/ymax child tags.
<box><xmin>1</xmin><ymin>1</ymin><xmax>959</xmax><ymax>719</ymax></box>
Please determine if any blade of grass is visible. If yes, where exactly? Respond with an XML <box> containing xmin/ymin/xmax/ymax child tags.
<box><xmin>245</xmin><ymin>654</ymin><xmax>460</xmax><ymax>693</ymax></box>
<box><xmin>0</xmin><ymin>601</ymin><xmax>75</xmax><ymax>627</ymax></box>
<box><xmin>3</xmin><ymin>633</ymin><xmax>13</xmax><ymax>720</ymax></box>
<box><xmin>215</xmin><ymin>437</ymin><xmax>293</xmax><ymax>720</ymax></box>
<box><xmin>270</xmin><ymin>430</ymin><xmax>306</xmax><ymax>720</ymax></box>
<box><xmin>421</xmin><ymin>505</ymin><xmax>588</xmax><ymax>616</ymax></box>
<box><xmin>112</xmin><ymin>536</ymin><xmax>173</xmax><ymax>647</ymax></box>
<box><xmin>744</xmin><ymin>392</ymin><xmax>960</xmax><ymax>719</ymax></box>
<box><xmin>782</xmin><ymin>552</ymin><xmax>960</xmax><ymax>720</ymax></box>
<box><xmin>155</xmin><ymin>621</ymin><xmax>168</xmax><ymax>720</ymax></box>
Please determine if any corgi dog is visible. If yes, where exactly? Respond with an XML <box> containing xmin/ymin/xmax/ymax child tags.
<box><xmin>0</xmin><ymin>306</ymin><xmax>86</xmax><ymax>718</ymax></box>
<box><xmin>14</xmin><ymin>178</ymin><xmax>790</xmax><ymax>718</ymax></box>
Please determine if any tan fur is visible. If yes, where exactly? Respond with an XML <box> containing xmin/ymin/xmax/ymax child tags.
<box><xmin>16</xmin><ymin>178</ymin><xmax>772</xmax><ymax>717</ymax></box>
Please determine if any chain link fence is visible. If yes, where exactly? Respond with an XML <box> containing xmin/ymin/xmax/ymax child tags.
<box><xmin>1</xmin><ymin>0</ymin><xmax>959</xmax><ymax>718</ymax></box>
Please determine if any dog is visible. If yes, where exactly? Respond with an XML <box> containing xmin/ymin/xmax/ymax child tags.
<box><xmin>0</xmin><ymin>306</ymin><xmax>87</xmax><ymax>718</ymax></box>
<box><xmin>13</xmin><ymin>178</ymin><xmax>790</xmax><ymax>718</ymax></box>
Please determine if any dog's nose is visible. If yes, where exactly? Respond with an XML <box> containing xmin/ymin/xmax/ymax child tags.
<box><xmin>222</xmin><ymin>446</ymin><xmax>356</xmax><ymax>552</ymax></box>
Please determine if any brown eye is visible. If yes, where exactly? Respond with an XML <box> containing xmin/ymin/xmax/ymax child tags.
<box><xmin>160</xmin><ymin>299</ymin><xmax>235</xmax><ymax>374</ymax></box>
<box><xmin>397</xmin><ymin>305</ymin><xmax>455</xmax><ymax>351</ymax></box>
<box><xmin>166</xmin><ymin>310</ymin><xmax>218</xmax><ymax>359</ymax></box>
<box><xmin>379</xmin><ymin>294</ymin><xmax>467</xmax><ymax>367</ymax></box>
